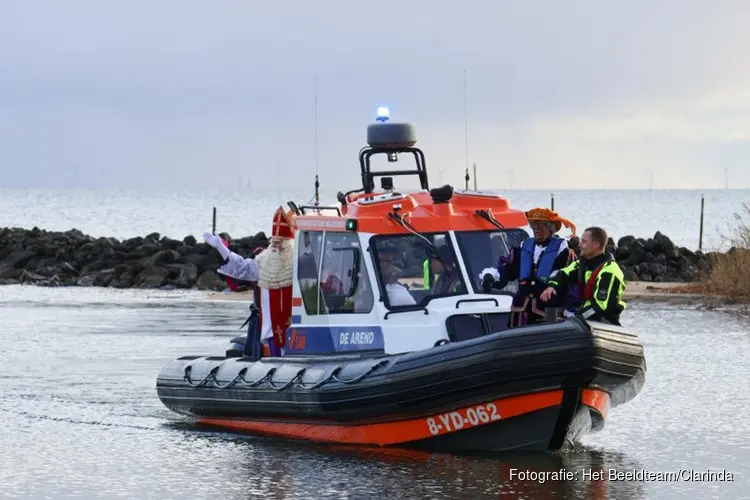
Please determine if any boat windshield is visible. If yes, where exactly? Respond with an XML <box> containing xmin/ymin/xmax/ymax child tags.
<box><xmin>455</xmin><ymin>228</ymin><xmax>530</xmax><ymax>293</ymax></box>
<box><xmin>370</xmin><ymin>232</ymin><xmax>468</xmax><ymax>309</ymax></box>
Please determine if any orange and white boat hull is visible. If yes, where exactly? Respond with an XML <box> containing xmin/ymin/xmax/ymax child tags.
<box><xmin>157</xmin><ymin>318</ymin><xmax>642</xmax><ymax>453</ymax></box>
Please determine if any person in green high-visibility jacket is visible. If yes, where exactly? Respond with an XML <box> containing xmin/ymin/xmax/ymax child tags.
<box><xmin>428</xmin><ymin>245</ymin><xmax>465</xmax><ymax>295</ymax></box>
<box><xmin>422</xmin><ymin>259</ymin><xmax>438</xmax><ymax>289</ymax></box>
<box><xmin>540</xmin><ymin>226</ymin><xmax>626</xmax><ymax>326</ymax></box>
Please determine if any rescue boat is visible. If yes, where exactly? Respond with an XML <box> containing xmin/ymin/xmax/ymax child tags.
<box><xmin>156</xmin><ymin>108</ymin><xmax>646</xmax><ymax>452</ymax></box>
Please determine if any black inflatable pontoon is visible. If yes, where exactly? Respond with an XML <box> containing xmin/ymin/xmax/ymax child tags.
<box><xmin>156</xmin><ymin>317</ymin><xmax>645</xmax><ymax>452</ymax></box>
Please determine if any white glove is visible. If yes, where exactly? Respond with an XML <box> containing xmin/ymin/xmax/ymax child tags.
<box><xmin>478</xmin><ymin>267</ymin><xmax>500</xmax><ymax>282</ymax></box>
<box><xmin>203</xmin><ymin>232</ymin><xmax>231</xmax><ymax>259</ymax></box>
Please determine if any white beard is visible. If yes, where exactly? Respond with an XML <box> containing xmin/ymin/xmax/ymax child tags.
<box><xmin>257</xmin><ymin>238</ymin><xmax>294</xmax><ymax>289</ymax></box>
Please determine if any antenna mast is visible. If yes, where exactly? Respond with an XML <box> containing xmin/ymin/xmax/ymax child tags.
<box><xmin>313</xmin><ymin>76</ymin><xmax>320</xmax><ymax>206</ymax></box>
<box><xmin>463</xmin><ymin>69</ymin><xmax>469</xmax><ymax>179</ymax></box>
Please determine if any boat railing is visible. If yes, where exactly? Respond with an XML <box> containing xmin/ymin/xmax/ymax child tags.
<box><xmin>288</xmin><ymin>201</ymin><xmax>342</xmax><ymax>217</ymax></box>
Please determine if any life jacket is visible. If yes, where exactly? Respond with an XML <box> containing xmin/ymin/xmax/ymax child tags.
<box><xmin>576</xmin><ymin>257</ymin><xmax>613</xmax><ymax>302</ymax></box>
<box><xmin>519</xmin><ymin>236</ymin><xmax>563</xmax><ymax>283</ymax></box>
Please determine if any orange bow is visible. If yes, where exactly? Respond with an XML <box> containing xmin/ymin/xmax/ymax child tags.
<box><xmin>525</xmin><ymin>208</ymin><xmax>577</xmax><ymax>236</ymax></box>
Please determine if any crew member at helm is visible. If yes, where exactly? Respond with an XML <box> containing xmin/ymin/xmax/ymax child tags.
<box><xmin>377</xmin><ymin>247</ymin><xmax>417</xmax><ymax>307</ymax></box>
<box><xmin>479</xmin><ymin>207</ymin><xmax>578</xmax><ymax>327</ymax></box>
<box><xmin>430</xmin><ymin>245</ymin><xmax>464</xmax><ymax>295</ymax></box>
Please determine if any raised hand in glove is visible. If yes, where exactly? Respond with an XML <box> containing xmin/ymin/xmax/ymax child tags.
<box><xmin>203</xmin><ymin>232</ymin><xmax>231</xmax><ymax>259</ymax></box>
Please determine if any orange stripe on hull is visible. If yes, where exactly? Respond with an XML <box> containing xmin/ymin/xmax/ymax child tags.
<box><xmin>197</xmin><ymin>390</ymin><xmax>563</xmax><ymax>446</ymax></box>
<box><xmin>581</xmin><ymin>389</ymin><xmax>611</xmax><ymax>421</ymax></box>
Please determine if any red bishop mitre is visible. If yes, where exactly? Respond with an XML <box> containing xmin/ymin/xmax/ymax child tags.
<box><xmin>271</xmin><ymin>206</ymin><xmax>294</xmax><ymax>239</ymax></box>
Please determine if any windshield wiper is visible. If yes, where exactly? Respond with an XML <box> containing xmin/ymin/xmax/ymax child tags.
<box><xmin>474</xmin><ymin>208</ymin><xmax>504</xmax><ymax>229</ymax></box>
<box><xmin>387</xmin><ymin>211</ymin><xmax>448</xmax><ymax>269</ymax></box>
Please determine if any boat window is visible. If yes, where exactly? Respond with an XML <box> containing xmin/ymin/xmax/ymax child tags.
<box><xmin>296</xmin><ymin>229</ymin><xmax>326</xmax><ymax>315</ymax></box>
<box><xmin>370</xmin><ymin>232</ymin><xmax>467</xmax><ymax>309</ymax></box>
<box><xmin>319</xmin><ymin>232</ymin><xmax>374</xmax><ymax>314</ymax></box>
<box><xmin>455</xmin><ymin>229</ymin><xmax>530</xmax><ymax>293</ymax></box>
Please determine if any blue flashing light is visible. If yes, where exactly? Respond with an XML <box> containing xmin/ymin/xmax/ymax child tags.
<box><xmin>376</xmin><ymin>106</ymin><xmax>390</xmax><ymax>122</ymax></box>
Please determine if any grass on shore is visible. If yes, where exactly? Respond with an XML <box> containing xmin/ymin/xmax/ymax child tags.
<box><xmin>699</xmin><ymin>203</ymin><xmax>750</xmax><ymax>304</ymax></box>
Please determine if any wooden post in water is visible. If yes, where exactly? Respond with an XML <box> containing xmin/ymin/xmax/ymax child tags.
<box><xmin>212</xmin><ymin>207</ymin><xmax>217</xmax><ymax>235</ymax></box>
<box><xmin>698</xmin><ymin>194</ymin><xmax>705</xmax><ymax>251</ymax></box>
<box><xmin>550</xmin><ymin>192</ymin><xmax>555</xmax><ymax>211</ymax></box>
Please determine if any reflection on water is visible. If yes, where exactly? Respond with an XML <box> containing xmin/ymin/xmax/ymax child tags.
<box><xmin>224</xmin><ymin>439</ymin><xmax>647</xmax><ymax>500</ymax></box>
<box><xmin>146</xmin><ymin>428</ymin><xmax>648</xmax><ymax>500</ymax></box>
<box><xmin>0</xmin><ymin>285</ymin><xmax>746</xmax><ymax>499</ymax></box>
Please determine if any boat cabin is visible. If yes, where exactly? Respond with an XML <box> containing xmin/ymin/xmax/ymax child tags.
<box><xmin>284</xmin><ymin>113</ymin><xmax>533</xmax><ymax>356</ymax></box>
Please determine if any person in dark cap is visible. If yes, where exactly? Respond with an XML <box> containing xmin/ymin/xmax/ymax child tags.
<box><xmin>429</xmin><ymin>245</ymin><xmax>465</xmax><ymax>295</ymax></box>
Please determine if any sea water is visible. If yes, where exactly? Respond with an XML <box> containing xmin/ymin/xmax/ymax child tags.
<box><xmin>0</xmin><ymin>286</ymin><xmax>747</xmax><ymax>499</ymax></box>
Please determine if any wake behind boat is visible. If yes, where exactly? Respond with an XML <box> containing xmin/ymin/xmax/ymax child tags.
<box><xmin>156</xmin><ymin>108</ymin><xmax>646</xmax><ymax>452</ymax></box>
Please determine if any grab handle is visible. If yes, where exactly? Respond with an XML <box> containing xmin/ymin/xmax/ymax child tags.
<box><xmin>455</xmin><ymin>298</ymin><xmax>499</xmax><ymax>309</ymax></box>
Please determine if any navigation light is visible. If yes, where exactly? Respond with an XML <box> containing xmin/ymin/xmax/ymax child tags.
<box><xmin>376</xmin><ymin>106</ymin><xmax>390</xmax><ymax>122</ymax></box>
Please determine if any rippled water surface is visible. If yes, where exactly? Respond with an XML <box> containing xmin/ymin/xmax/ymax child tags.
<box><xmin>1</xmin><ymin>285</ymin><xmax>748</xmax><ymax>499</ymax></box>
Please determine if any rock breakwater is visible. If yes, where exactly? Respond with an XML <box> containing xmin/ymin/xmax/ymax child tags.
<box><xmin>0</xmin><ymin>227</ymin><xmax>268</xmax><ymax>290</ymax></box>
<box><xmin>0</xmin><ymin>227</ymin><xmax>719</xmax><ymax>290</ymax></box>
<box><xmin>607</xmin><ymin>231</ymin><xmax>714</xmax><ymax>283</ymax></box>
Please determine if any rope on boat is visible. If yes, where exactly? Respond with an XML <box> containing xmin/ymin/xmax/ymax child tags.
<box><xmin>182</xmin><ymin>359</ymin><xmax>390</xmax><ymax>391</ymax></box>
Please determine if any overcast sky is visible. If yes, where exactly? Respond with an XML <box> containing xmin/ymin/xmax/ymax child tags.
<box><xmin>2</xmin><ymin>0</ymin><xmax>749</xmax><ymax>190</ymax></box>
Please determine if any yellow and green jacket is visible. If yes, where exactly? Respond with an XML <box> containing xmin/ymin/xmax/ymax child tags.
<box><xmin>423</xmin><ymin>259</ymin><xmax>436</xmax><ymax>289</ymax></box>
<box><xmin>548</xmin><ymin>252</ymin><xmax>627</xmax><ymax>325</ymax></box>
<box><xmin>423</xmin><ymin>259</ymin><xmax>462</xmax><ymax>294</ymax></box>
